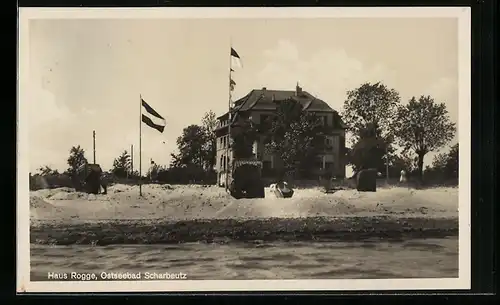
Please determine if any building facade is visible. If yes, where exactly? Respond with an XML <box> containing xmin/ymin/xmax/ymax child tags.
<box><xmin>214</xmin><ymin>84</ymin><xmax>346</xmax><ymax>185</ymax></box>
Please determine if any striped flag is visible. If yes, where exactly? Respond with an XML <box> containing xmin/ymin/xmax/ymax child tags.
<box><xmin>141</xmin><ymin>99</ymin><xmax>166</xmax><ymax>133</ymax></box>
<box><xmin>230</xmin><ymin>78</ymin><xmax>236</xmax><ymax>91</ymax></box>
<box><xmin>231</xmin><ymin>47</ymin><xmax>242</xmax><ymax>68</ymax></box>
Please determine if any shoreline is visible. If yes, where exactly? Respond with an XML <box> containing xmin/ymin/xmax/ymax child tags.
<box><xmin>31</xmin><ymin>215</ymin><xmax>458</xmax><ymax>246</ymax></box>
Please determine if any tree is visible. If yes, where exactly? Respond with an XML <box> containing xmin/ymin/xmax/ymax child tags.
<box><xmin>112</xmin><ymin>150</ymin><xmax>131</xmax><ymax>178</ymax></box>
<box><xmin>148</xmin><ymin>162</ymin><xmax>166</xmax><ymax>181</ymax></box>
<box><xmin>37</xmin><ymin>165</ymin><xmax>59</xmax><ymax>176</ymax></box>
<box><xmin>426</xmin><ymin>143</ymin><xmax>459</xmax><ymax>181</ymax></box>
<box><xmin>172</xmin><ymin>124</ymin><xmax>208</xmax><ymax>169</ymax></box>
<box><xmin>342</xmin><ymin>82</ymin><xmax>401</xmax><ymax>142</ymax></box>
<box><xmin>201</xmin><ymin>110</ymin><xmax>218</xmax><ymax>170</ymax></box>
<box><xmin>231</xmin><ymin>118</ymin><xmax>259</xmax><ymax>159</ymax></box>
<box><xmin>349</xmin><ymin>122</ymin><xmax>392</xmax><ymax>173</ymax></box>
<box><xmin>393</xmin><ymin>95</ymin><xmax>456</xmax><ymax>181</ymax></box>
<box><xmin>169</xmin><ymin>153</ymin><xmax>184</xmax><ymax>168</ymax></box>
<box><xmin>444</xmin><ymin>143</ymin><xmax>459</xmax><ymax>178</ymax></box>
<box><xmin>387</xmin><ymin>151</ymin><xmax>418</xmax><ymax>178</ymax></box>
<box><xmin>342</xmin><ymin>82</ymin><xmax>400</xmax><ymax>174</ymax></box>
<box><xmin>261</xmin><ymin>98</ymin><xmax>326</xmax><ymax>179</ymax></box>
<box><xmin>66</xmin><ymin>145</ymin><xmax>88</xmax><ymax>176</ymax></box>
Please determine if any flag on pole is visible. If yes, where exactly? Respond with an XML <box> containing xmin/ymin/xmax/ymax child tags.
<box><xmin>230</xmin><ymin>78</ymin><xmax>236</xmax><ymax>91</ymax></box>
<box><xmin>231</xmin><ymin>47</ymin><xmax>242</xmax><ymax>68</ymax></box>
<box><xmin>141</xmin><ymin>99</ymin><xmax>166</xmax><ymax>133</ymax></box>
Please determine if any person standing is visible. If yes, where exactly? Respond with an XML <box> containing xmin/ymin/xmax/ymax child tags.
<box><xmin>400</xmin><ymin>169</ymin><xmax>407</xmax><ymax>183</ymax></box>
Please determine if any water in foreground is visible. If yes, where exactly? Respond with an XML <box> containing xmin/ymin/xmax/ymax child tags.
<box><xmin>31</xmin><ymin>237</ymin><xmax>458</xmax><ymax>280</ymax></box>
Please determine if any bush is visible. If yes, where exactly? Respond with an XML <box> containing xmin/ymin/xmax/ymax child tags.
<box><xmin>29</xmin><ymin>173</ymin><xmax>73</xmax><ymax>190</ymax></box>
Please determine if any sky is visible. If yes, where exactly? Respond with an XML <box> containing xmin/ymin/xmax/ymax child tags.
<box><xmin>25</xmin><ymin>17</ymin><xmax>459</xmax><ymax>174</ymax></box>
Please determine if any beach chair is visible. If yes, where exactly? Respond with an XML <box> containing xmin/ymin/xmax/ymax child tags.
<box><xmin>356</xmin><ymin>168</ymin><xmax>377</xmax><ymax>192</ymax></box>
<box><xmin>322</xmin><ymin>176</ymin><xmax>344</xmax><ymax>194</ymax></box>
<box><xmin>270</xmin><ymin>181</ymin><xmax>294</xmax><ymax>198</ymax></box>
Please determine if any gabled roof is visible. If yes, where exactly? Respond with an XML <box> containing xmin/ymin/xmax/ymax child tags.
<box><xmin>216</xmin><ymin>87</ymin><xmax>346</xmax><ymax>130</ymax></box>
<box><xmin>232</xmin><ymin>88</ymin><xmax>335</xmax><ymax>112</ymax></box>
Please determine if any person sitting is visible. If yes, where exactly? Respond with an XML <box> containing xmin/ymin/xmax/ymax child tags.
<box><xmin>275</xmin><ymin>180</ymin><xmax>291</xmax><ymax>194</ymax></box>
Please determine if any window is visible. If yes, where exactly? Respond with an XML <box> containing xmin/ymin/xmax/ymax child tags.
<box><xmin>323</xmin><ymin>162</ymin><xmax>334</xmax><ymax>178</ymax></box>
<box><xmin>324</xmin><ymin>137</ymin><xmax>333</xmax><ymax>148</ymax></box>
<box><xmin>260</xmin><ymin>114</ymin><xmax>271</xmax><ymax>126</ymax></box>
<box><xmin>263</xmin><ymin>161</ymin><xmax>272</xmax><ymax>170</ymax></box>
<box><xmin>262</xmin><ymin>160</ymin><xmax>273</xmax><ymax>178</ymax></box>
<box><xmin>325</xmin><ymin>162</ymin><xmax>334</xmax><ymax>171</ymax></box>
<box><xmin>314</xmin><ymin>156</ymin><xmax>324</xmax><ymax>170</ymax></box>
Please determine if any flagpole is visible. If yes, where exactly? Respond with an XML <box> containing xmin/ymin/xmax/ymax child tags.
<box><xmin>139</xmin><ymin>94</ymin><xmax>142</xmax><ymax>197</ymax></box>
<box><xmin>92</xmin><ymin>130</ymin><xmax>96</xmax><ymax>164</ymax></box>
<box><xmin>131</xmin><ymin>144</ymin><xmax>134</xmax><ymax>174</ymax></box>
<box><xmin>226</xmin><ymin>38</ymin><xmax>233</xmax><ymax>192</ymax></box>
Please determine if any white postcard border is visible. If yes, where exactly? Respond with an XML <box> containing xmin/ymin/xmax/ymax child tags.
<box><xmin>17</xmin><ymin>7</ymin><xmax>472</xmax><ymax>293</ymax></box>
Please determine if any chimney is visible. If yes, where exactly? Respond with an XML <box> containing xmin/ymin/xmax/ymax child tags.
<box><xmin>295</xmin><ymin>82</ymin><xmax>302</xmax><ymax>96</ymax></box>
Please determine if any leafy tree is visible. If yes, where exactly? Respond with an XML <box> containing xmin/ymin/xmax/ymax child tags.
<box><xmin>148</xmin><ymin>163</ymin><xmax>166</xmax><ymax>181</ymax></box>
<box><xmin>37</xmin><ymin>165</ymin><xmax>59</xmax><ymax>176</ymax></box>
<box><xmin>426</xmin><ymin>143</ymin><xmax>459</xmax><ymax>181</ymax></box>
<box><xmin>201</xmin><ymin>110</ymin><xmax>218</xmax><ymax>170</ymax></box>
<box><xmin>169</xmin><ymin>153</ymin><xmax>184</xmax><ymax>168</ymax></box>
<box><xmin>387</xmin><ymin>151</ymin><xmax>418</xmax><ymax>178</ymax></box>
<box><xmin>349</xmin><ymin>122</ymin><xmax>391</xmax><ymax>173</ymax></box>
<box><xmin>393</xmin><ymin>96</ymin><xmax>456</xmax><ymax>181</ymax></box>
<box><xmin>342</xmin><ymin>82</ymin><xmax>401</xmax><ymax>142</ymax></box>
<box><xmin>342</xmin><ymin>82</ymin><xmax>400</xmax><ymax>175</ymax></box>
<box><xmin>66</xmin><ymin>145</ymin><xmax>88</xmax><ymax>176</ymax></box>
<box><xmin>444</xmin><ymin>143</ymin><xmax>459</xmax><ymax>178</ymax></box>
<box><xmin>231</xmin><ymin>118</ymin><xmax>259</xmax><ymax>159</ymax></box>
<box><xmin>112</xmin><ymin>150</ymin><xmax>131</xmax><ymax>178</ymax></box>
<box><xmin>172</xmin><ymin>124</ymin><xmax>208</xmax><ymax>169</ymax></box>
<box><xmin>261</xmin><ymin>98</ymin><xmax>326</xmax><ymax>179</ymax></box>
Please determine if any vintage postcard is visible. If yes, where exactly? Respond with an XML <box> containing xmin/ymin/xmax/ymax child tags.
<box><xmin>17</xmin><ymin>7</ymin><xmax>471</xmax><ymax>293</ymax></box>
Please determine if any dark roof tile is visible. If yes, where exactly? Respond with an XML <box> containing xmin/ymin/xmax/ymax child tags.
<box><xmin>233</xmin><ymin>88</ymin><xmax>334</xmax><ymax>112</ymax></box>
<box><xmin>218</xmin><ymin>88</ymin><xmax>346</xmax><ymax>129</ymax></box>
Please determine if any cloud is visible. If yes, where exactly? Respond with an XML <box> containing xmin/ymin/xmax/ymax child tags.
<box><xmin>26</xmin><ymin>81</ymin><xmax>75</xmax><ymax>128</ymax></box>
<box><xmin>26</xmin><ymin>81</ymin><xmax>79</xmax><ymax>172</ymax></box>
<box><xmin>257</xmin><ymin>40</ymin><xmax>459</xmax><ymax>168</ymax></box>
<box><xmin>257</xmin><ymin>39</ymin><xmax>398</xmax><ymax>111</ymax></box>
<box><xmin>425</xmin><ymin>76</ymin><xmax>458</xmax><ymax>124</ymax></box>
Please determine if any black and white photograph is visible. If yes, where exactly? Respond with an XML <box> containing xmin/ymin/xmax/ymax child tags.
<box><xmin>17</xmin><ymin>7</ymin><xmax>471</xmax><ymax>292</ymax></box>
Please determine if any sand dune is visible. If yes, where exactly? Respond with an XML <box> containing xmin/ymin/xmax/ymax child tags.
<box><xmin>30</xmin><ymin>184</ymin><xmax>458</xmax><ymax>223</ymax></box>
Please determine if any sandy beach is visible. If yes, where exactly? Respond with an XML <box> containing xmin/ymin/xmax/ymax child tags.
<box><xmin>30</xmin><ymin>184</ymin><xmax>459</xmax><ymax>245</ymax></box>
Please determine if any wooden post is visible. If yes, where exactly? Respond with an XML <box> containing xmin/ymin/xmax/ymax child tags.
<box><xmin>131</xmin><ymin>144</ymin><xmax>134</xmax><ymax>174</ymax></box>
<box><xmin>139</xmin><ymin>94</ymin><xmax>142</xmax><ymax>197</ymax></box>
<box><xmin>92</xmin><ymin>130</ymin><xmax>96</xmax><ymax>164</ymax></box>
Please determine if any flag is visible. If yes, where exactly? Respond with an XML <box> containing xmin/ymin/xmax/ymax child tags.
<box><xmin>230</xmin><ymin>78</ymin><xmax>236</xmax><ymax>91</ymax></box>
<box><xmin>141</xmin><ymin>99</ymin><xmax>166</xmax><ymax>133</ymax></box>
<box><xmin>231</xmin><ymin>47</ymin><xmax>242</xmax><ymax>68</ymax></box>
